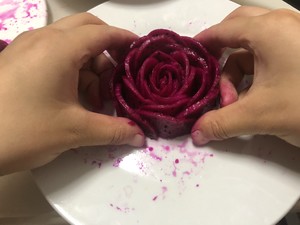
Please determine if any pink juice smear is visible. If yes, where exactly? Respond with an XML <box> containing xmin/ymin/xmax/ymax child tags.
<box><xmin>0</xmin><ymin>0</ymin><xmax>46</xmax><ymax>42</ymax></box>
<box><xmin>128</xmin><ymin>121</ymin><xmax>136</xmax><ymax>126</ymax></box>
<box><xmin>152</xmin><ymin>186</ymin><xmax>168</xmax><ymax>201</ymax></box>
<box><xmin>74</xmin><ymin>137</ymin><xmax>215</xmax><ymax>202</ymax></box>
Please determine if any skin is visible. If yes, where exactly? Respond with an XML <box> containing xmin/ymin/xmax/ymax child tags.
<box><xmin>0</xmin><ymin>13</ymin><xmax>145</xmax><ymax>175</ymax></box>
<box><xmin>192</xmin><ymin>6</ymin><xmax>300</xmax><ymax>148</ymax></box>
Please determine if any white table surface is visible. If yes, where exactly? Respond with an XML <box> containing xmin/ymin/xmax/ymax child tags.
<box><xmin>0</xmin><ymin>0</ymin><xmax>298</xmax><ymax>224</ymax></box>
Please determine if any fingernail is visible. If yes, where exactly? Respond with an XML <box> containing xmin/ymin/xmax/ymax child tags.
<box><xmin>192</xmin><ymin>129</ymin><xmax>209</xmax><ymax>145</ymax></box>
<box><xmin>129</xmin><ymin>133</ymin><xmax>145</xmax><ymax>147</ymax></box>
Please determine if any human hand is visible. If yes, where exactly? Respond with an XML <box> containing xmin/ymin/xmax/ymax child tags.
<box><xmin>191</xmin><ymin>6</ymin><xmax>300</xmax><ymax>147</ymax></box>
<box><xmin>0</xmin><ymin>13</ymin><xmax>145</xmax><ymax>175</ymax></box>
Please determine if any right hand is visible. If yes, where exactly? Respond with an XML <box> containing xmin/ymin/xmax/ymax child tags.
<box><xmin>191</xmin><ymin>6</ymin><xmax>300</xmax><ymax>147</ymax></box>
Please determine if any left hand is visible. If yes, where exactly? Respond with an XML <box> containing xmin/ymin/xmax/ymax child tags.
<box><xmin>0</xmin><ymin>13</ymin><xmax>145</xmax><ymax>175</ymax></box>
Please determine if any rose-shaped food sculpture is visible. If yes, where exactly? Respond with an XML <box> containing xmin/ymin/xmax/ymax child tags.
<box><xmin>0</xmin><ymin>40</ymin><xmax>8</xmax><ymax>52</ymax></box>
<box><xmin>112</xmin><ymin>29</ymin><xmax>220</xmax><ymax>139</ymax></box>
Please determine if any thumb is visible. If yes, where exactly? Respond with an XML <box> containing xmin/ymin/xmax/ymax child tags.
<box><xmin>191</xmin><ymin>101</ymin><xmax>258</xmax><ymax>145</ymax></box>
<box><xmin>77</xmin><ymin>111</ymin><xmax>145</xmax><ymax>147</ymax></box>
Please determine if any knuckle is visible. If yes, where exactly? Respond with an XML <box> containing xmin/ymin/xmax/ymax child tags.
<box><xmin>202</xmin><ymin>112</ymin><xmax>230</xmax><ymax>140</ymax></box>
<box><xmin>17</xmin><ymin>27</ymin><xmax>64</xmax><ymax>50</ymax></box>
<box><xmin>78</xmin><ymin>12</ymin><xmax>100</xmax><ymax>22</ymax></box>
<box><xmin>65</xmin><ymin>109</ymin><xmax>88</xmax><ymax>147</ymax></box>
<box><xmin>37</xmin><ymin>28</ymin><xmax>64</xmax><ymax>43</ymax></box>
<box><xmin>272</xmin><ymin>8</ymin><xmax>296</xmax><ymax>18</ymax></box>
<box><xmin>33</xmin><ymin>27</ymin><xmax>62</xmax><ymax>40</ymax></box>
<box><xmin>108</xmin><ymin>128</ymin><xmax>125</xmax><ymax>145</ymax></box>
<box><xmin>266</xmin><ymin>9</ymin><xmax>299</xmax><ymax>27</ymax></box>
<box><xmin>68</xmin><ymin>120</ymin><xmax>86</xmax><ymax>147</ymax></box>
<box><xmin>210</xmin><ymin>120</ymin><xmax>230</xmax><ymax>140</ymax></box>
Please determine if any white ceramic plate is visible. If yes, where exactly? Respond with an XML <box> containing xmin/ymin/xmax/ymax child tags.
<box><xmin>0</xmin><ymin>0</ymin><xmax>47</xmax><ymax>43</ymax></box>
<box><xmin>32</xmin><ymin>1</ymin><xmax>300</xmax><ymax>225</ymax></box>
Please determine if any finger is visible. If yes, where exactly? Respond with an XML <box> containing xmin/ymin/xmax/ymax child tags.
<box><xmin>93</xmin><ymin>52</ymin><xmax>116</xmax><ymax>74</ymax></box>
<box><xmin>220</xmin><ymin>49</ymin><xmax>254</xmax><ymax>107</ymax></box>
<box><xmin>67</xmin><ymin>25</ymin><xmax>137</xmax><ymax>66</ymax></box>
<box><xmin>97</xmin><ymin>69</ymin><xmax>115</xmax><ymax>100</ymax></box>
<box><xmin>50</xmin><ymin>12</ymin><xmax>106</xmax><ymax>30</ymax></box>
<box><xmin>79</xmin><ymin>67</ymin><xmax>113</xmax><ymax>101</ymax></box>
<box><xmin>194</xmin><ymin>6</ymin><xmax>270</xmax><ymax>55</ymax></box>
<box><xmin>77</xmin><ymin>111</ymin><xmax>145</xmax><ymax>147</ymax></box>
<box><xmin>222</xmin><ymin>6</ymin><xmax>270</xmax><ymax>21</ymax></box>
<box><xmin>219</xmin><ymin>77</ymin><xmax>238</xmax><ymax>107</ymax></box>
<box><xmin>93</xmin><ymin>49</ymin><xmax>128</xmax><ymax>74</ymax></box>
<box><xmin>79</xmin><ymin>70</ymin><xmax>103</xmax><ymax>111</ymax></box>
<box><xmin>191</xmin><ymin>97</ymin><xmax>263</xmax><ymax>145</ymax></box>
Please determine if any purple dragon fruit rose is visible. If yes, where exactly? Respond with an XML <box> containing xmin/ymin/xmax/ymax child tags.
<box><xmin>0</xmin><ymin>40</ymin><xmax>8</xmax><ymax>52</ymax></box>
<box><xmin>112</xmin><ymin>29</ymin><xmax>220</xmax><ymax>139</ymax></box>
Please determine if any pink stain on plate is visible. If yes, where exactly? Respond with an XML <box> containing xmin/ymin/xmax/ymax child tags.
<box><xmin>149</xmin><ymin>152</ymin><xmax>163</xmax><ymax>161</ymax></box>
<box><xmin>109</xmin><ymin>203</ymin><xmax>135</xmax><ymax>213</ymax></box>
<box><xmin>147</xmin><ymin>146</ymin><xmax>154</xmax><ymax>151</ymax></box>
<box><xmin>91</xmin><ymin>160</ymin><xmax>102</xmax><ymax>168</ymax></box>
<box><xmin>113</xmin><ymin>158</ymin><xmax>123</xmax><ymax>167</ymax></box>
<box><xmin>145</xmin><ymin>146</ymin><xmax>163</xmax><ymax>161</ymax></box>
<box><xmin>0</xmin><ymin>4</ymin><xmax>18</xmax><ymax>31</ymax></box>
<box><xmin>127</xmin><ymin>121</ymin><xmax>136</xmax><ymax>126</ymax></box>
<box><xmin>162</xmin><ymin>145</ymin><xmax>171</xmax><ymax>152</ymax></box>
<box><xmin>152</xmin><ymin>186</ymin><xmax>168</xmax><ymax>201</ymax></box>
<box><xmin>74</xmin><ymin>137</ymin><xmax>215</xmax><ymax>203</ymax></box>
<box><xmin>0</xmin><ymin>0</ymin><xmax>46</xmax><ymax>42</ymax></box>
<box><xmin>24</xmin><ymin>3</ymin><xmax>38</xmax><ymax>18</ymax></box>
